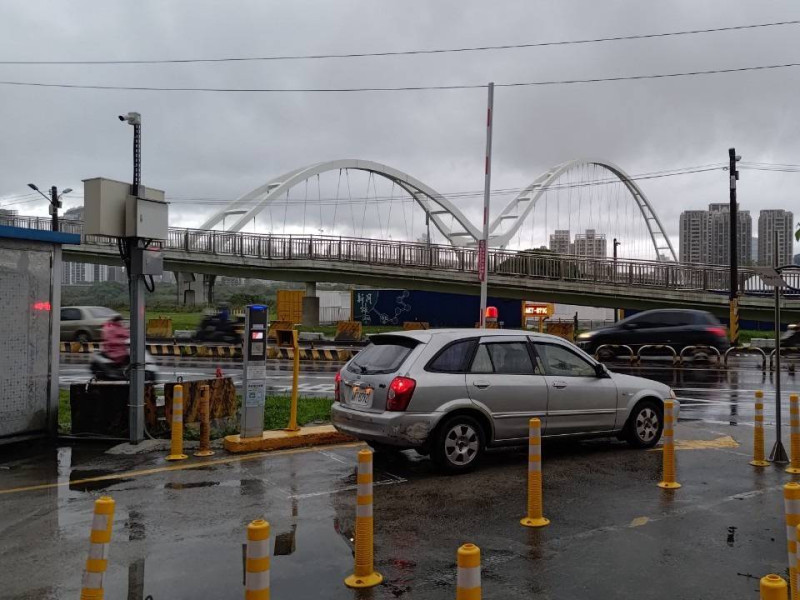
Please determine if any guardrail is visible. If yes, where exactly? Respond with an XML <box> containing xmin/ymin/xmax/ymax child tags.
<box><xmin>6</xmin><ymin>214</ymin><xmax>800</xmax><ymax>296</ymax></box>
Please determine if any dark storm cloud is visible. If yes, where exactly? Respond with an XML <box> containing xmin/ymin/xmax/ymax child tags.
<box><xmin>1</xmin><ymin>0</ymin><xmax>799</xmax><ymax>249</ymax></box>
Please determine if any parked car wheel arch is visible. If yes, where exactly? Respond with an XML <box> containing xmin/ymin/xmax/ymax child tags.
<box><xmin>432</xmin><ymin>407</ymin><xmax>494</xmax><ymax>447</ymax></box>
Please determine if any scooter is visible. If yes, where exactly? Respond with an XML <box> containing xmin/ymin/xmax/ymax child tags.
<box><xmin>783</xmin><ymin>324</ymin><xmax>800</xmax><ymax>347</ymax></box>
<box><xmin>90</xmin><ymin>348</ymin><xmax>159</xmax><ymax>382</ymax></box>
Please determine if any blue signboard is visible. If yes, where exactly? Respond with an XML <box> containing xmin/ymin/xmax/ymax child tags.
<box><xmin>352</xmin><ymin>289</ymin><xmax>522</xmax><ymax>328</ymax></box>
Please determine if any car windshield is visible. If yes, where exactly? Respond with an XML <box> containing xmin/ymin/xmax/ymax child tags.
<box><xmin>348</xmin><ymin>336</ymin><xmax>417</xmax><ymax>374</ymax></box>
<box><xmin>89</xmin><ymin>307</ymin><xmax>118</xmax><ymax>318</ymax></box>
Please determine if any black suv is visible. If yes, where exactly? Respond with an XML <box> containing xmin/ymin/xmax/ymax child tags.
<box><xmin>576</xmin><ymin>309</ymin><xmax>729</xmax><ymax>357</ymax></box>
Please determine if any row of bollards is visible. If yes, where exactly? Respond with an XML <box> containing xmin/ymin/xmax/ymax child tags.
<box><xmin>166</xmin><ymin>384</ymin><xmax>215</xmax><ymax>461</ymax></box>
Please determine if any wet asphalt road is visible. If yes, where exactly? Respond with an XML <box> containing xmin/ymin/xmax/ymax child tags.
<box><xmin>3</xmin><ymin>359</ymin><xmax>799</xmax><ymax>598</ymax></box>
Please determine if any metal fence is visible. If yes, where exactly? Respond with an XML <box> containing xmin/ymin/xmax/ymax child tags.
<box><xmin>5</xmin><ymin>214</ymin><xmax>798</xmax><ymax>296</ymax></box>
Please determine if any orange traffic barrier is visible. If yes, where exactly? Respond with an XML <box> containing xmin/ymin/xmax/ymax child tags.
<box><xmin>789</xmin><ymin>394</ymin><xmax>800</xmax><ymax>474</ymax></box>
<box><xmin>194</xmin><ymin>384</ymin><xmax>214</xmax><ymax>457</ymax></box>
<box><xmin>166</xmin><ymin>384</ymin><xmax>188</xmax><ymax>461</ymax></box>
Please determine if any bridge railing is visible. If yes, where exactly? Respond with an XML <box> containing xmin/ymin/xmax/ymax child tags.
<box><xmin>9</xmin><ymin>214</ymin><xmax>797</xmax><ymax>295</ymax></box>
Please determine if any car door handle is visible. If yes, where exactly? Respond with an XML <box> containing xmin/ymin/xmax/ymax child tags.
<box><xmin>551</xmin><ymin>380</ymin><xmax>567</xmax><ymax>389</ymax></box>
<box><xmin>472</xmin><ymin>381</ymin><xmax>491</xmax><ymax>389</ymax></box>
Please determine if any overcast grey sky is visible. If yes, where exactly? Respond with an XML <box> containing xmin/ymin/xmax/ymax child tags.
<box><xmin>1</xmin><ymin>0</ymin><xmax>798</xmax><ymax>253</ymax></box>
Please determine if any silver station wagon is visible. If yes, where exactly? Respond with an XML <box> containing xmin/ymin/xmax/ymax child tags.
<box><xmin>332</xmin><ymin>329</ymin><xmax>675</xmax><ymax>472</ymax></box>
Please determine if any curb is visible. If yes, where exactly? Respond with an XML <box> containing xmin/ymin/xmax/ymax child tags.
<box><xmin>59</xmin><ymin>342</ymin><xmax>357</xmax><ymax>361</ymax></box>
<box><xmin>223</xmin><ymin>425</ymin><xmax>356</xmax><ymax>453</ymax></box>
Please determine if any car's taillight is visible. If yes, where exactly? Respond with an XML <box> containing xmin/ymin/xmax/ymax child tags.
<box><xmin>334</xmin><ymin>372</ymin><xmax>342</xmax><ymax>403</ymax></box>
<box><xmin>386</xmin><ymin>376</ymin><xmax>416</xmax><ymax>411</ymax></box>
<box><xmin>706</xmin><ymin>326</ymin><xmax>727</xmax><ymax>337</ymax></box>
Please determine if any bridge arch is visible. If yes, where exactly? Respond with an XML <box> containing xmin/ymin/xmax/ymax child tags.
<box><xmin>487</xmin><ymin>159</ymin><xmax>677</xmax><ymax>261</ymax></box>
<box><xmin>199</xmin><ymin>159</ymin><xmax>481</xmax><ymax>245</ymax></box>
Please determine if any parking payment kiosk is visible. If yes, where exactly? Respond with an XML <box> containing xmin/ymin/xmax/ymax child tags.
<box><xmin>241</xmin><ymin>305</ymin><xmax>268</xmax><ymax>438</ymax></box>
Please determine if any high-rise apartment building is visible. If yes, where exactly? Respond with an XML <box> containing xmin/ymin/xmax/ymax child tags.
<box><xmin>679</xmin><ymin>210</ymin><xmax>709</xmax><ymax>264</ymax></box>
<box><xmin>573</xmin><ymin>229</ymin><xmax>607</xmax><ymax>258</ymax></box>
<box><xmin>758</xmin><ymin>209</ymin><xmax>794</xmax><ymax>266</ymax></box>
<box><xmin>549</xmin><ymin>230</ymin><xmax>572</xmax><ymax>254</ymax></box>
<box><xmin>679</xmin><ymin>204</ymin><xmax>751</xmax><ymax>265</ymax></box>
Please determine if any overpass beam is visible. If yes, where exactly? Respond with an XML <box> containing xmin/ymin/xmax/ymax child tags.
<box><xmin>302</xmin><ymin>281</ymin><xmax>319</xmax><ymax>327</ymax></box>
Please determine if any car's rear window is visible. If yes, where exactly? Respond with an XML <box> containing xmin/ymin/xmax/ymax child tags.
<box><xmin>348</xmin><ymin>336</ymin><xmax>418</xmax><ymax>375</ymax></box>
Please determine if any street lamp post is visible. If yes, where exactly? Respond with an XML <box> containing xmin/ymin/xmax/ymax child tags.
<box><xmin>27</xmin><ymin>183</ymin><xmax>72</xmax><ymax>232</ymax></box>
<box><xmin>613</xmin><ymin>238</ymin><xmax>621</xmax><ymax>322</ymax></box>
<box><xmin>478</xmin><ymin>82</ymin><xmax>494</xmax><ymax>327</ymax></box>
<box><xmin>728</xmin><ymin>148</ymin><xmax>741</xmax><ymax>346</ymax></box>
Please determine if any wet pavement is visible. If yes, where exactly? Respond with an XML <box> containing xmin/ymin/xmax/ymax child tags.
<box><xmin>3</xmin><ymin>362</ymin><xmax>800</xmax><ymax>599</ymax></box>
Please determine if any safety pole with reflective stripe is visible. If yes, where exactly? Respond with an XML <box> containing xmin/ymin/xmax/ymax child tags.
<box><xmin>521</xmin><ymin>418</ymin><xmax>549</xmax><ymax>528</ymax></box>
<box><xmin>657</xmin><ymin>399</ymin><xmax>681</xmax><ymax>489</ymax></box>
<box><xmin>166</xmin><ymin>383</ymin><xmax>188</xmax><ymax>461</ymax></box>
<box><xmin>80</xmin><ymin>496</ymin><xmax>115</xmax><ymax>600</ymax></box>
<box><xmin>752</xmin><ymin>391</ymin><xmax>770</xmax><ymax>467</ymax></box>
<box><xmin>195</xmin><ymin>384</ymin><xmax>215</xmax><ymax>457</ymax></box>
<box><xmin>344</xmin><ymin>449</ymin><xmax>383</xmax><ymax>588</ymax></box>
<box><xmin>456</xmin><ymin>543</ymin><xmax>481</xmax><ymax>600</ymax></box>
<box><xmin>784</xmin><ymin>482</ymin><xmax>800</xmax><ymax>600</ymax></box>
<box><xmin>245</xmin><ymin>519</ymin><xmax>271</xmax><ymax>600</ymax></box>
<box><xmin>788</xmin><ymin>394</ymin><xmax>800</xmax><ymax>474</ymax></box>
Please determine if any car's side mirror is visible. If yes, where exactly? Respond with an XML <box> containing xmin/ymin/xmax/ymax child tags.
<box><xmin>595</xmin><ymin>363</ymin><xmax>609</xmax><ymax>378</ymax></box>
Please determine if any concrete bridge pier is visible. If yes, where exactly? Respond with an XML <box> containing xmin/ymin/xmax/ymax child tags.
<box><xmin>175</xmin><ymin>272</ymin><xmax>216</xmax><ymax>306</ymax></box>
<box><xmin>302</xmin><ymin>281</ymin><xmax>319</xmax><ymax>327</ymax></box>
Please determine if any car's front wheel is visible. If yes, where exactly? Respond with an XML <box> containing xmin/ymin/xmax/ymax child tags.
<box><xmin>625</xmin><ymin>400</ymin><xmax>663</xmax><ymax>448</ymax></box>
<box><xmin>431</xmin><ymin>415</ymin><xmax>485</xmax><ymax>473</ymax></box>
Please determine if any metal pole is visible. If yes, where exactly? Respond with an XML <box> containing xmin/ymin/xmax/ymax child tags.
<box><xmin>729</xmin><ymin>148</ymin><xmax>740</xmax><ymax>346</ymax></box>
<box><xmin>771</xmin><ymin>228</ymin><xmax>789</xmax><ymax>462</ymax></box>
<box><xmin>50</xmin><ymin>186</ymin><xmax>59</xmax><ymax>232</ymax></box>
<box><xmin>613</xmin><ymin>238</ymin><xmax>620</xmax><ymax>322</ymax></box>
<box><xmin>128</xmin><ymin>113</ymin><xmax>145</xmax><ymax>444</ymax></box>
<box><xmin>479</xmin><ymin>82</ymin><xmax>494</xmax><ymax>327</ymax></box>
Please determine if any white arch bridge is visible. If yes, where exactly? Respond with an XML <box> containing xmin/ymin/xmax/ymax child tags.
<box><xmin>199</xmin><ymin>158</ymin><xmax>678</xmax><ymax>261</ymax></box>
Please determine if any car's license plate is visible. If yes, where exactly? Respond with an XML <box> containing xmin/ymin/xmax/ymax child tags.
<box><xmin>350</xmin><ymin>387</ymin><xmax>372</xmax><ymax>406</ymax></box>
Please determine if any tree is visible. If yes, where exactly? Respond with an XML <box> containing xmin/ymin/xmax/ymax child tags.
<box><xmin>496</xmin><ymin>248</ymin><xmax>582</xmax><ymax>279</ymax></box>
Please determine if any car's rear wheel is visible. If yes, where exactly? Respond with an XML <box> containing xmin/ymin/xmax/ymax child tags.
<box><xmin>625</xmin><ymin>399</ymin><xmax>663</xmax><ymax>448</ymax></box>
<box><xmin>431</xmin><ymin>415</ymin><xmax>484</xmax><ymax>473</ymax></box>
<box><xmin>74</xmin><ymin>331</ymin><xmax>92</xmax><ymax>343</ymax></box>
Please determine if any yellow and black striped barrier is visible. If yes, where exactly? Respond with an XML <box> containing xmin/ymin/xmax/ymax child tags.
<box><xmin>752</xmin><ymin>391</ymin><xmax>770</xmax><ymax>468</ymax></box>
<box><xmin>789</xmin><ymin>393</ymin><xmax>800</xmax><ymax>475</ymax></box>
<box><xmin>60</xmin><ymin>341</ymin><xmax>355</xmax><ymax>361</ymax></box>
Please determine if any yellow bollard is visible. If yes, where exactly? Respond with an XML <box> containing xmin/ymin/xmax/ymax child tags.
<box><xmin>789</xmin><ymin>394</ymin><xmax>800</xmax><ymax>474</ymax></box>
<box><xmin>286</xmin><ymin>330</ymin><xmax>300</xmax><ymax>432</ymax></box>
<box><xmin>520</xmin><ymin>417</ymin><xmax>550</xmax><ymax>528</ymax></box>
<box><xmin>245</xmin><ymin>519</ymin><xmax>271</xmax><ymax>600</ymax></box>
<box><xmin>166</xmin><ymin>384</ymin><xmax>188</xmax><ymax>461</ymax></box>
<box><xmin>344</xmin><ymin>449</ymin><xmax>383</xmax><ymax>588</ymax></box>
<box><xmin>761</xmin><ymin>574</ymin><xmax>789</xmax><ymax>600</ymax></box>
<box><xmin>80</xmin><ymin>496</ymin><xmax>115</xmax><ymax>600</ymax></box>
<box><xmin>657</xmin><ymin>399</ymin><xmax>681</xmax><ymax>489</ymax></box>
<box><xmin>456</xmin><ymin>543</ymin><xmax>481</xmax><ymax>600</ymax></box>
<box><xmin>194</xmin><ymin>384</ymin><xmax>215</xmax><ymax>457</ymax></box>
<box><xmin>752</xmin><ymin>391</ymin><xmax>770</xmax><ymax>467</ymax></box>
<box><xmin>784</xmin><ymin>483</ymin><xmax>800</xmax><ymax>600</ymax></box>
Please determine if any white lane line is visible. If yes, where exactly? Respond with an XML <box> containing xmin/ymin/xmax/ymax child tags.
<box><xmin>289</xmin><ymin>478</ymin><xmax>406</xmax><ymax>500</ymax></box>
<box><xmin>316</xmin><ymin>449</ymin><xmax>348</xmax><ymax>464</ymax></box>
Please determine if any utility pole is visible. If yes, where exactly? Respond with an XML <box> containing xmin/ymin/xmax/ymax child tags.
<box><xmin>120</xmin><ymin>111</ymin><xmax>146</xmax><ymax>444</ymax></box>
<box><xmin>479</xmin><ymin>82</ymin><xmax>494</xmax><ymax>327</ymax></box>
<box><xmin>613</xmin><ymin>238</ymin><xmax>621</xmax><ymax>322</ymax></box>
<box><xmin>27</xmin><ymin>183</ymin><xmax>72</xmax><ymax>232</ymax></box>
<box><xmin>729</xmin><ymin>148</ymin><xmax>741</xmax><ymax>346</ymax></box>
<box><xmin>770</xmin><ymin>228</ymin><xmax>789</xmax><ymax>463</ymax></box>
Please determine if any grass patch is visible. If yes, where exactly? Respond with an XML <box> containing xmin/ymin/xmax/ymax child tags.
<box><xmin>263</xmin><ymin>395</ymin><xmax>333</xmax><ymax>430</ymax></box>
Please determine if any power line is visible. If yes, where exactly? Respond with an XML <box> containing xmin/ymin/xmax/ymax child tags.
<box><xmin>1</xmin><ymin>61</ymin><xmax>799</xmax><ymax>93</ymax></box>
<box><xmin>2</xmin><ymin>19</ymin><xmax>798</xmax><ymax>65</ymax></box>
